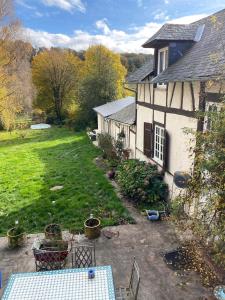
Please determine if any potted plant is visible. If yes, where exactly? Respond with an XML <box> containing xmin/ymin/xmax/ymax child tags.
<box><xmin>32</xmin><ymin>239</ymin><xmax>69</xmax><ymax>271</ymax></box>
<box><xmin>44</xmin><ymin>224</ymin><xmax>62</xmax><ymax>240</ymax></box>
<box><xmin>7</xmin><ymin>221</ymin><xmax>26</xmax><ymax>248</ymax></box>
<box><xmin>84</xmin><ymin>214</ymin><xmax>101</xmax><ymax>239</ymax></box>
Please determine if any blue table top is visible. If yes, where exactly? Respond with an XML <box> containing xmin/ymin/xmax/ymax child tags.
<box><xmin>2</xmin><ymin>266</ymin><xmax>115</xmax><ymax>300</ymax></box>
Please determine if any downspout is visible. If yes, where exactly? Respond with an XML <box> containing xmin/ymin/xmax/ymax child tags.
<box><xmin>123</xmin><ymin>81</ymin><xmax>137</xmax><ymax>158</ymax></box>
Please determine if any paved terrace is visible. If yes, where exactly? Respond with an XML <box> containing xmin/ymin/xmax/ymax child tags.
<box><xmin>0</xmin><ymin>204</ymin><xmax>211</xmax><ymax>300</ymax></box>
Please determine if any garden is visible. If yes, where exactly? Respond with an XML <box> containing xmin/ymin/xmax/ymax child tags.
<box><xmin>0</xmin><ymin>127</ymin><xmax>131</xmax><ymax>236</ymax></box>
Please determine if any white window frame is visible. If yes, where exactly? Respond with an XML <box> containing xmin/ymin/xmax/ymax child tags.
<box><xmin>153</xmin><ymin>124</ymin><xmax>165</xmax><ymax>166</ymax></box>
<box><xmin>157</xmin><ymin>47</ymin><xmax>168</xmax><ymax>87</ymax></box>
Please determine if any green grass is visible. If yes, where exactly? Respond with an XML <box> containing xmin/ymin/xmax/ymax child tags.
<box><xmin>0</xmin><ymin>127</ymin><xmax>131</xmax><ymax>235</ymax></box>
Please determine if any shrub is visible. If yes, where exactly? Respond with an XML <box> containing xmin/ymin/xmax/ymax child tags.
<box><xmin>171</xmin><ymin>196</ymin><xmax>186</xmax><ymax>218</ymax></box>
<box><xmin>15</xmin><ymin>115</ymin><xmax>32</xmax><ymax>130</ymax></box>
<box><xmin>32</xmin><ymin>108</ymin><xmax>46</xmax><ymax>123</ymax></box>
<box><xmin>116</xmin><ymin>159</ymin><xmax>168</xmax><ymax>204</ymax></box>
<box><xmin>97</xmin><ymin>133</ymin><xmax>117</xmax><ymax>160</ymax></box>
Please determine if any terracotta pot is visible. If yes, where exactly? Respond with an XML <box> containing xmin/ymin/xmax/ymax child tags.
<box><xmin>7</xmin><ymin>228</ymin><xmax>26</xmax><ymax>248</ymax></box>
<box><xmin>44</xmin><ymin>224</ymin><xmax>62</xmax><ymax>240</ymax></box>
<box><xmin>84</xmin><ymin>218</ymin><xmax>101</xmax><ymax>239</ymax></box>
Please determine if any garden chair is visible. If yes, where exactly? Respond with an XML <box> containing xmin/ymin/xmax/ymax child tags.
<box><xmin>116</xmin><ymin>257</ymin><xmax>140</xmax><ymax>300</ymax></box>
<box><xmin>71</xmin><ymin>244</ymin><xmax>96</xmax><ymax>268</ymax></box>
<box><xmin>33</xmin><ymin>240</ymin><xmax>69</xmax><ymax>271</ymax></box>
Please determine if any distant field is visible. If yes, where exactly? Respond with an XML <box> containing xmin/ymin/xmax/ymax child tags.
<box><xmin>0</xmin><ymin>127</ymin><xmax>131</xmax><ymax>235</ymax></box>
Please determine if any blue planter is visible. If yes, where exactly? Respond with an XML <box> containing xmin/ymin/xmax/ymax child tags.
<box><xmin>146</xmin><ymin>210</ymin><xmax>160</xmax><ymax>221</ymax></box>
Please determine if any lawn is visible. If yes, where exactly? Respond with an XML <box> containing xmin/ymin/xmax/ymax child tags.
<box><xmin>0</xmin><ymin>127</ymin><xmax>131</xmax><ymax>235</ymax></box>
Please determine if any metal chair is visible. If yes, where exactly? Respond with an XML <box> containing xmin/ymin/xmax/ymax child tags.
<box><xmin>116</xmin><ymin>258</ymin><xmax>140</xmax><ymax>300</ymax></box>
<box><xmin>71</xmin><ymin>244</ymin><xmax>96</xmax><ymax>268</ymax></box>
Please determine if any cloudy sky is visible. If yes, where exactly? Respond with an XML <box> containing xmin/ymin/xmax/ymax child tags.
<box><xmin>16</xmin><ymin>0</ymin><xmax>225</xmax><ymax>53</ymax></box>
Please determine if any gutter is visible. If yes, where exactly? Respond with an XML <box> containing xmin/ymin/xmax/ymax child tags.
<box><xmin>123</xmin><ymin>82</ymin><xmax>137</xmax><ymax>93</ymax></box>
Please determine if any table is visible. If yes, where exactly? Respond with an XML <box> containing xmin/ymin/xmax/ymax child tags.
<box><xmin>2</xmin><ymin>266</ymin><xmax>115</xmax><ymax>300</ymax></box>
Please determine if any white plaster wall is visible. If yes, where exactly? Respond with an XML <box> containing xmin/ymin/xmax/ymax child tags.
<box><xmin>166</xmin><ymin>113</ymin><xmax>197</xmax><ymax>175</ymax></box>
<box><xmin>144</xmin><ymin>83</ymin><xmax>151</xmax><ymax>104</ymax></box>
<box><xmin>154</xmin><ymin>110</ymin><xmax>165</xmax><ymax>124</ymax></box>
<box><xmin>129</xmin><ymin>130</ymin><xmax>136</xmax><ymax>158</ymax></box>
<box><xmin>183</xmin><ymin>82</ymin><xmax>193</xmax><ymax>111</ymax></box>
<box><xmin>97</xmin><ymin>114</ymin><xmax>104</xmax><ymax>132</ymax></box>
<box><xmin>136</xmin><ymin>147</ymin><xmax>151</xmax><ymax>163</ymax></box>
<box><xmin>164</xmin><ymin>172</ymin><xmax>187</xmax><ymax>200</ymax></box>
<box><xmin>154</xmin><ymin>87</ymin><xmax>167</xmax><ymax>106</ymax></box>
<box><xmin>138</xmin><ymin>84</ymin><xmax>145</xmax><ymax>102</ymax></box>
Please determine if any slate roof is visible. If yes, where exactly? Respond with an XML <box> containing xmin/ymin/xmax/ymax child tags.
<box><xmin>150</xmin><ymin>9</ymin><xmax>225</xmax><ymax>83</ymax></box>
<box><xmin>126</xmin><ymin>59</ymin><xmax>154</xmax><ymax>83</ymax></box>
<box><xmin>108</xmin><ymin>103</ymin><xmax>136</xmax><ymax>125</ymax></box>
<box><xmin>142</xmin><ymin>23</ymin><xmax>198</xmax><ymax>48</ymax></box>
<box><xmin>93</xmin><ymin>96</ymin><xmax>135</xmax><ymax>118</ymax></box>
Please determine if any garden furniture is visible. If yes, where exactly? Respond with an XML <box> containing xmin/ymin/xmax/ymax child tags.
<box><xmin>2</xmin><ymin>266</ymin><xmax>115</xmax><ymax>300</ymax></box>
<box><xmin>71</xmin><ymin>244</ymin><xmax>96</xmax><ymax>268</ymax></box>
<box><xmin>116</xmin><ymin>258</ymin><xmax>140</xmax><ymax>300</ymax></box>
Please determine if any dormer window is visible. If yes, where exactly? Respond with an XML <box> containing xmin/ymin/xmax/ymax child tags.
<box><xmin>158</xmin><ymin>47</ymin><xmax>168</xmax><ymax>75</ymax></box>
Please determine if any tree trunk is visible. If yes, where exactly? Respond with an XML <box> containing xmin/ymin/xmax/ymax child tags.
<box><xmin>53</xmin><ymin>89</ymin><xmax>62</xmax><ymax>124</ymax></box>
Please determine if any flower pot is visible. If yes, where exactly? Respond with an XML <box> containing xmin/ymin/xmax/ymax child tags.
<box><xmin>32</xmin><ymin>239</ymin><xmax>69</xmax><ymax>271</ymax></box>
<box><xmin>146</xmin><ymin>210</ymin><xmax>160</xmax><ymax>221</ymax></box>
<box><xmin>84</xmin><ymin>218</ymin><xmax>101</xmax><ymax>239</ymax></box>
<box><xmin>44</xmin><ymin>224</ymin><xmax>62</xmax><ymax>240</ymax></box>
<box><xmin>7</xmin><ymin>228</ymin><xmax>26</xmax><ymax>248</ymax></box>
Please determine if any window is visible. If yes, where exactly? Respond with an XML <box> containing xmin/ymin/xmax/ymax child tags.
<box><xmin>204</xmin><ymin>103</ymin><xmax>218</xmax><ymax>131</ymax></box>
<box><xmin>153</xmin><ymin>124</ymin><xmax>165</xmax><ymax>165</ymax></box>
<box><xmin>157</xmin><ymin>47</ymin><xmax>168</xmax><ymax>75</ymax></box>
<box><xmin>157</xmin><ymin>47</ymin><xmax>168</xmax><ymax>87</ymax></box>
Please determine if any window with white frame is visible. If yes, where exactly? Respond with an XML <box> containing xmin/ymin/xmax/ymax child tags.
<box><xmin>157</xmin><ymin>47</ymin><xmax>168</xmax><ymax>87</ymax></box>
<box><xmin>153</xmin><ymin>124</ymin><xmax>165</xmax><ymax>165</ymax></box>
<box><xmin>157</xmin><ymin>47</ymin><xmax>168</xmax><ymax>75</ymax></box>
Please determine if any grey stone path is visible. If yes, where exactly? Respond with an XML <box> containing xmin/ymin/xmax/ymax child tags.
<box><xmin>0</xmin><ymin>201</ymin><xmax>212</xmax><ymax>299</ymax></box>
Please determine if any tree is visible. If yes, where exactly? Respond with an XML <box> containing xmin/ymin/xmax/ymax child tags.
<box><xmin>78</xmin><ymin>45</ymin><xmax>127</xmax><ymax>127</ymax></box>
<box><xmin>0</xmin><ymin>0</ymin><xmax>34</xmax><ymax>130</ymax></box>
<box><xmin>32</xmin><ymin>49</ymin><xmax>82</xmax><ymax>123</ymax></box>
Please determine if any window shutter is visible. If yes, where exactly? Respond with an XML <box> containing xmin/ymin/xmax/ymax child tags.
<box><xmin>144</xmin><ymin>123</ymin><xmax>153</xmax><ymax>158</ymax></box>
<box><xmin>163</xmin><ymin>130</ymin><xmax>170</xmax><ymax>170</ymax></box>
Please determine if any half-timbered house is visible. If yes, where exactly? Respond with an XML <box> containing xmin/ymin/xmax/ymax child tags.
<box><xmin>126</xmin><ymin>9</ymin><xmax>225</xmax><ymax>199</ymax></box>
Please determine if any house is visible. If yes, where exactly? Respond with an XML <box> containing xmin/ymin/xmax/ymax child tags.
<box><xmin>93</xmin><ymin>96</ymin><xmax>136</xmax><ymax>158</ymax></box>
<box><xmin>126</xmin><ymin>9</ymin><xmax>225</xmax><ymax>199</ymax></box>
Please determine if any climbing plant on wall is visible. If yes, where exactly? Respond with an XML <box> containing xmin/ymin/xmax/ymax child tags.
<box><xmin>175</xmin><ymin>97</ymin><xmax>225</xmax><ymax>268</ymax></box>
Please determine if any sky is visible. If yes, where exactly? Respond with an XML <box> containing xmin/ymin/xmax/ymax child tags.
<box><xmin>15</xmin><ymin>0</ymin><xmax>225</xmax><ymax>53</ymax></box>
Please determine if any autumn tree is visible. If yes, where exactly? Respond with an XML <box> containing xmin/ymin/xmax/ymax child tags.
<box><xmin>0</xmin><ymin>0</ymin><xmax>34</xmax><ymax>130</ymax></box>
<box><xmin>78</xmin><ymin>45</ymin><xmax>127</xmax><ymax>127</ymax></box>
<box><xmin>32</xmin><ymin>49</ymin><xmax>82</xmax><ymax>123</ymax></box>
